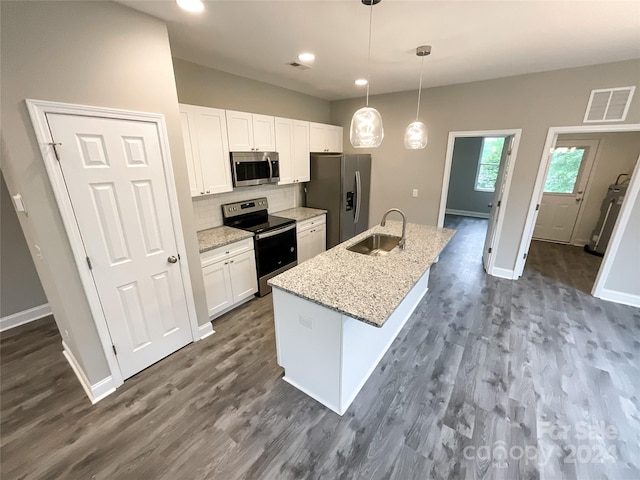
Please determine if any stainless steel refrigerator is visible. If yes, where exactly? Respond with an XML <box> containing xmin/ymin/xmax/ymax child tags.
<box><xmin>306</xmin><ymin>154</ymin><xmax>371</xmax><ymax>248</ymax></box>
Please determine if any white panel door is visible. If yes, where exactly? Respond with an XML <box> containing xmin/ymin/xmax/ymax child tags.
<box><xmin>226</xmin><ymin>110</ymin><xmax>253</xmax><ymax>151</ymax></box>
<box><xmin>483</xmin><ymin>136</ymin><xmax>514</xmax><ymax>271</ymax></box>
<box><xmin>252</xmin><ymin>114</ymin><xmax>276</xmax><ymax>151</ymax></box>
<box><xmin>203</xmin><ymin>260</ymin><xmax>233</xmax><ymax>317</ymax></box>
<box><xmin>534</xmin><ymin>141</ymin><xmax>597</xmax><ymax>243</ymax></box>
<box><xmin>193</xmin><ymin>108</ymin><xmax>233</xmax><ymax>194</ymax></box>
<box><xmin>292</xmin><ymin>120</ymin><xmax>310</xmax><ymax>182</ymax></box>
<box><xmin>228</xmin><ymin>251</ymin><xmax>258</xmax><ymax>301</ymax></box>
<box><xmin>46</xmin><ymin>113</ymin><xmax>193</xmax><ymax>380</ymax></box>
<box><xmin>275</xmin><ymin>117</ymin><xmax>294</xmax><ymax>185</ymax></box>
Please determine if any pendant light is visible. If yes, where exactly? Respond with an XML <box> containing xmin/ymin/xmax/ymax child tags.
<box><xmin>350</xmin><ymin>0</ymin><xmax>384</xmax><ymax>148</ymax></box>
<box><xmin>404</xmin><ymin>45</ymin><xmax>431</xmax><ymax>150</ymax></box>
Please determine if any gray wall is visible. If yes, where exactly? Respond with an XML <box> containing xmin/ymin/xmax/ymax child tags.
<box><xmin>445</xmin><ymin>137</ymin><xmax>493</xmax><ymax>216</ymax></box>
<box><xmin>557</xmin><ymin>131</ymin><xmax>640</xmax><ymax>245</ymax></box>
<box><xmin>603</xmin><ymin>183</ymin><xmax>640</xmax><ymax>297</ymax></box>
<box><xmin>1</xmin><ymin>1</ymin><xmax>208</xmax><ymax>384</ymax></box>
<box><xmin>1</xmin><ymin>172</ymin><xmax>48</xmax><ymax>317</ymax></box>
<box><xmin>173</xmin><ymin>58</ymin><xmax>331</xmax><ymax>123</ymax></box>
<box><xmin>330</xmin><ymin>59</ymin><xmax>640</xmax><ymax>272</ymax></box>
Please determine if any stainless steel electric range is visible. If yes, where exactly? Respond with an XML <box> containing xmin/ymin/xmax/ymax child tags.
<box><xmin>222</xmin><ymin>197</ymin><xmax>297</xmax><ymax>297</ymax></box>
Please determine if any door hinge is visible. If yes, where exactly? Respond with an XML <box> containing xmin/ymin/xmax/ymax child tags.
<box><xmin>497</xmin><ymin>200</ymin><xmax>501</xmax><ymax>207</ymax></box>
<box><xmin>535</xmin><ymin>204</ymin><xmax>540</xmax><ymax>211</ymax></box>
<box><xmin>488</xmin><ymin>247</ymin><xmax>493</xmax><ymax>254</ymax></box>
<box><xmin>112</xmin><ymin>345</ymin><xmax>117</xmax><ymax>355</ymax></box>
<box><xmin>48</xmin><ymin>142</ymin><xmax>62</xmax><ymax>161</ymax></box>
<box><xmin>523</xmin><ymin>253</ymin><xmax>527</xmax><ymax>259</ymax></box>
<box><xmin>508</xmin><ymin>148</ymin><xmax>512</xmax><ymax>155</ymax></box>
<box><xmin>177</xmin><ymin>253</ymin><xmax>181</xmax><ymax>260</ymax></box>
<box><xmin>86</xmin><ymin>256</ymin><xmax>93</xmax><ymax>270</ymax></box>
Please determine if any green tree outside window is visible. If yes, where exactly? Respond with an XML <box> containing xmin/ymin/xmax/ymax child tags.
<box><xmin>475</xmin><ymin>137</ymin><xmax>505</xmax><ymax>192</ymax></box>
<box><xmin>543</xmin><ymin>148</ymin><xmax>585</xmax><ymax>194</ymax></box>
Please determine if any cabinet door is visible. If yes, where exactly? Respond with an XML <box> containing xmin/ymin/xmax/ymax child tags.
<box><xmin>228</xmin><ymin>250</ymin><xmax>258</xmax><ymax>301</ymax></box>
<box><xmin>297</xmin><ymin>229</ymin><xmax>313</xmax><ymax>264</ymax></box>
<box><xmin>194</xmin><ymin>107</ymin><xmax>233</xmax><ymax>194</ymax></box>
<box><xmin>203</xmin><ymin>260</ymin><xmax>233</xmax><ymax>318</ymax></box>
<box><xmin>310</xmin><ymin>224</ymin><xmax>327</xmax><ymax>258</ymax></box>
<box><xmin>309</xmin><ymin>122</ymin><xmax>327</xmax><ymax>152</ymax></box>
<box><xmin>275</xmin><ymin>117</ymin><xmax>294</xmax><ymax>185</ymax></box>
<box><xmin>327</xmin><ymin>125</ymin><xmax>343</xmax><ymax>153</ymax></box>
<box><xmin>226</xmin><ymin>110</ymin><xmax>254</xmax><ymax>151</ymax></box>
<box><xmin>252</xmin><ymin>114</ymin><xmax>276</xmax><ymax>151</ymax></box>
<box><xmin>292</xmin><ymin>121</ymin><xmax>310</xmax><ymax>182</ymax></box>
<box><xmin>179</xmin><ymin>109</ymin><xmax>204</xmax><ymax>197</ymax></box>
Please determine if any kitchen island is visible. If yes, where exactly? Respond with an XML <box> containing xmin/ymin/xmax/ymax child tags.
<box><xmin>268</xmin><ymin>220</ymin><xmax>454</xmax><ymax>415</ymax></box>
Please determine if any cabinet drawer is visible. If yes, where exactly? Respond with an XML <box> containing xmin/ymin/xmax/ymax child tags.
<box><xmin>297</xmin><ymin>215</ymin><xmax>326</xmax><ymax>233</ymax></box>
<box><xmin>201</xmin><ymin>238</ymin><xmax>254</xmax><ymax>267</ymax></box>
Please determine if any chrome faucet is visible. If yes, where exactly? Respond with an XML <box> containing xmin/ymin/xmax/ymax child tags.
<box><xmin>380</xmin><ymin>208</ymin><xmax>407</xmax><ymax>250</ymax></box>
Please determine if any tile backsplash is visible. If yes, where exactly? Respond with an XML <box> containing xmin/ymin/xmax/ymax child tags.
<box><xmin>193</xmin><ymin>183</ymin><xmax>305</xmax><ymax>231</ymax></box>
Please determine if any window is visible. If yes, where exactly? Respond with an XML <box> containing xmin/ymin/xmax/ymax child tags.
<box><xmin>543</xmin><ymin>147</ymin><xmax>586</xmax><ymax>194</ymax></box>
<box><xmin>474</xmin><ymin>137</ymin><xmax>505</xmax><ymax>192</ymax></box>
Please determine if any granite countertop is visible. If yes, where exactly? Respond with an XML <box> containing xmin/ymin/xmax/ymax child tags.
<box><xmin>274</xmin><ymin>207</ymin><xmax>327</xmax><ymax>222</ymax></box>
<box><xmin>197</xmin><ymin>226</ymin><xmax>254</xmax><ymax>254</ymax></box>
<box><xmin>268</xmin><ymin>221</ymin><xmax>455</xmax><ymax>327</ymax></box>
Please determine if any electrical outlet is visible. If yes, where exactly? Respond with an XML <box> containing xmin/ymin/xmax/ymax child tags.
<box><xmin>299</xmin><ymin>315</ymin><xmax>313</xmax><ymax>329</ymax></box>
<box><xmin>412</xmin><ymin>189</ymin><xmax>419</xmax><ymax>198</ymax></box>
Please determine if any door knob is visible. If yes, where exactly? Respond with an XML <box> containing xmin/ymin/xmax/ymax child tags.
<box><xmin>488</xmin><ymin>202</ymin><xmax>493</xmax><ymax>208</ymax></box>
<box><xmin>168</xmin><ymin>255</ymin><xmax>178</xmax><ymax>264</ymax></box>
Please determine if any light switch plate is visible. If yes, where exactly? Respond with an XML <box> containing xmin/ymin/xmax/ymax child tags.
<box><xmin>12</xmin><ymin>193</ymin><xmax>27</xmax><ymax>213</ymax></box>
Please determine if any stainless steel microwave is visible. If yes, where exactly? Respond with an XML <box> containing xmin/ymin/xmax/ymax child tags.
<box><xmin>231</xmin><ymin>151</ymin><xmax>280</xmax><ymax>187</ymax></box>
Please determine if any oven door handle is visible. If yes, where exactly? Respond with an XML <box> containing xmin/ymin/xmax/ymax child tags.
<box><xmin>255</xmin><ymin>223</ymin><xmax>296</xmax><ymax>240</ymax></box>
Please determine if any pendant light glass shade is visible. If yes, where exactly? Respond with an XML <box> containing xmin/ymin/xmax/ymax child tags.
<box><xmin>350</xmin><ymin>0</ymin><xmax>383</xmax><ymax>148</ymax></box>
<box><xmin>404</xmin><ymin>121</ymin><xmax>427</xmax><ymax>149</ymax></box>
<box><xmin>350</xmin><ymin>106</ymin><xmax>384</xmax><ymax>148</ymax></box>
<box><xmin>404</xmin><ymin>45</ymin><xmax>431</xmax><ymax>150</ymax></box>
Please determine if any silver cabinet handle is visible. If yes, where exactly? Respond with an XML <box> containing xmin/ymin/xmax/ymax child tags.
<box><xmin>168</xmin><ymin>255</ymin><xmax>178</xmax><ymax>264</ymax></box>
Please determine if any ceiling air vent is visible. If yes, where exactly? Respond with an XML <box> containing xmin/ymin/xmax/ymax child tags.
<box><xmin>584</xmin><ymin>86</ymin><xmax>635</xmax><ymax>123</ymax></box>
<box><xmin>287</xmin><ymin>61</ymin><xmax>311</xmax><ymax>71</ymax></box>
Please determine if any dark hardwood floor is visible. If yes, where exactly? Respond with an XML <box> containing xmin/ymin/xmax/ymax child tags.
<box><xmin>2</xmin><ymin>215</ymin><xmax>639</xmax><ymax>479</ymax></box>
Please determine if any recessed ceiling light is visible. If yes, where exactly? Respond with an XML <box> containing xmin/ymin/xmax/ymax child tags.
<box><xmin>355</xmin><ymin>79</ymin><xmax>368</xmax><ymax>86</ymax></box>
<box><xmin>177</xmin><ymin>0</ymin><xmax>204</xmax><ymax>13</ymax></box>
<box><xmin>297</xmin><ymin>53</ymin><xmax>315</xmax><ymax>64</ymax></box>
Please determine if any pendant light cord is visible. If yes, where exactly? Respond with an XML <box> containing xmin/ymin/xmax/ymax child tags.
<box><xmin>365</xmin><ymin>0</ymin><xmax>373</xmax><ymax>107</ymax></box>
<box><xmin>415</xmin><ymin>54</ymin><xmax>424</xmax><ymax>121</ymax></box>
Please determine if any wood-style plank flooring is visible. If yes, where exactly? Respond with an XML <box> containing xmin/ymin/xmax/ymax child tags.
<box><xmin>2</xmin><ymin>215</ymin><xmax>639</xmax><ymax>479</ymax></box>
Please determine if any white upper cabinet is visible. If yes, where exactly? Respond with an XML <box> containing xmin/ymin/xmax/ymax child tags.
<box><xmin>276</xmin><ymin>117</ymin><xmax>310</xmax><ymax>185</ymax></box>
<box><xmin>309</xmin><ymin>122</ymin><xmax>343</xmax><ymax>153</ymax></box>
<box><xmin>180</xmin><ymin>104</ymin><xmax>233</xmax><ymax>197</ymax></box>
<box><xmin>226</xmin><ymin>110</ymin><xmax>276</xmax><ymax>152</ymax></box>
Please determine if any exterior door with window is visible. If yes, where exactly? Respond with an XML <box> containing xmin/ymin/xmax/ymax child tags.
<box><xmin>482</xmin><ymin>136</ymin><xmax>513</xmax><ymax>271</ymax></box>
<box><xmin>533</xmin><ymin>140</ymin><xmax>598</xmax><ymax>243</ymax></box>
<box><xmin>45</xmin><ymin>113</ymin><xmax>194</xmax><ymax>380</ymax></box>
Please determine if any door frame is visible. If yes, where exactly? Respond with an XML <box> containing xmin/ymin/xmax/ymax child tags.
<box><xmin>515</xmin><ymin>124</ymin><xmax>640</xmax><ymax>282</ymax></box>
<box><xmin>26</xmin><ymin>99</ymin><xmax>201</xmax><ymax>391</ymax></box>
<box><xmin>438</xmin><ymin>129</ymin><xmax>523</xmax><ymax>277</ymax></box>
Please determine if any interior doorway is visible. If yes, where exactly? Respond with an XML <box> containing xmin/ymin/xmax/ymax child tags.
<box><xmin>516</xmin><ymin>125</ymin><xmax>640</xmax><ymax>305</ymax></box>
<box><xmin>438</xmin><ymin>129</ymin><xmax>522</xmax><ymax>277</ymax></box>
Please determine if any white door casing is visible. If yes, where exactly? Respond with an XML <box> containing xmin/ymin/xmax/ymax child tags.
<box><xmin>27</xmin><ymin>99</ymin><xmax>201</xmax><ymax>392</ymax></box>
<box><xmin>45</xmin><ymin>113</ymin><xmax>193</xmax><ymax>380</ymax></box>
<box><xmin>533</xmin><ymin>140</ymin><xmax>598</xmax><ymax>243</ymax></box>
<box><xmin>482</xmin><ymin>136</ymin><xmax>514</xmax><ymax>271</ymax></box>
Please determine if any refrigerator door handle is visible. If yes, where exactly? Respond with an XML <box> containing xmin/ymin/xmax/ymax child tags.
<box><xmin>354</xmin><ymin>170</ymin><xmax>362</xmax><ymax>223</ymax></box>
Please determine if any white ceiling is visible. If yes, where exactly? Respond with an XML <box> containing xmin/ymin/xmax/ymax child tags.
<box><xmin>119</xmin><ymin>0</ymin><xmax>640</xmax><ymax>101</ymax></box>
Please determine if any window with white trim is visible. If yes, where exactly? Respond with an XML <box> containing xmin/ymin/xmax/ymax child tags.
<box><xmin>474</xmin><ymin>137</ymin><xmax>505</xmax><ymax>192</ymax></box>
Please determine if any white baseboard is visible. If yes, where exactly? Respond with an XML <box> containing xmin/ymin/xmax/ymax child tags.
<box><xmin>596</xmin><ymin>288</ymin><xmax>640</xmax><ymax>308</ymax></box>
<box><xmin>0</xmin><ymin>303</ymin><xmax>52</xmax><ymax>332</ymax></box>
<box><xmin>490</xmin><ymin>266</ymin><xmax>517</xmax><ymax>280</ymax></box>
<box><xmin>198</xmin><ymin>321</ymin><xmax>215</xmax><ymax>340</ymax></box>
<box><xmin>62</xmin><ymin>341</ymin><xmax>116</xmax><ymax>404</ymax></box>
<box><xmin>445</xmin><ymin>209</ymin><xmax>490</xmax><ymax>219</ymax></box>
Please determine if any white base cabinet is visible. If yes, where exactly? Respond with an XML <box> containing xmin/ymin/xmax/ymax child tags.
<box><xmin>296</xmin><ymin>215</ymin><xmax>326</xmax><ymax>264</ymax></box>
<box><xmin>201</xmin><ymin>239</ymin><xmax>257</xmax><ymax>319</ymax></box>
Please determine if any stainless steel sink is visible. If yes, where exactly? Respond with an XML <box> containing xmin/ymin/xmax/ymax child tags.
<box><xmin>347</xmin><ymin>234</ymin><xmax>401</xmax><ymax>256</ymax></box>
